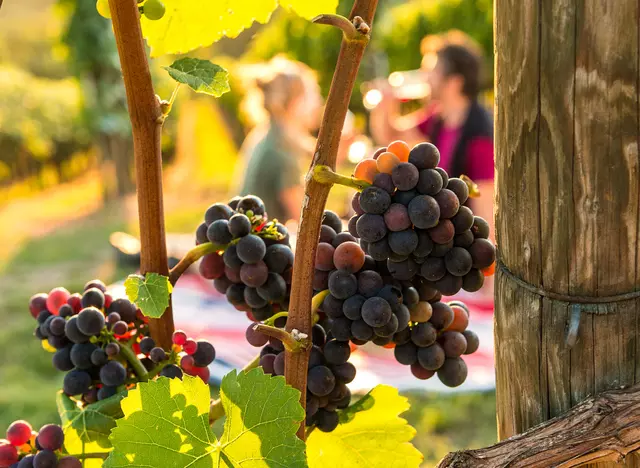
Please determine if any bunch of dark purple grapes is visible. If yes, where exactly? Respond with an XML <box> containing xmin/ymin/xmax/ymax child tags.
<box><xmin>28</xmin><ymin>279</ymin><xmax>216</xmax><ymax>406</ymax></box>
<box><xmin>350</xmin><ymin>142</ymin><xmax>496</xmax><ymax>296</ymax></box>
<box><xmin>246</xmin><ymin>321</ymin><xmax>355</xmax><ymax>432</ymax></box>
<box><xmin>195</xmin><ymin>195</ymin><xmax>294</xmax><ymax>322</ymax></box>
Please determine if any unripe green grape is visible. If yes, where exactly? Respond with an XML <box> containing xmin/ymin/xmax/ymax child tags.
<box><xmin>96</xmin><ymin>0</ymin><xmax>111</xmax><ymax>18</ymax></box>
<box><xmin>143</xmin><ymin>0</ymin><xmax>166</xmax><ymax>20</ymax></box>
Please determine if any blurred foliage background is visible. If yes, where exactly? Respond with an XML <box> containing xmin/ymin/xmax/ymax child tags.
<box><xmin>0</xmin><ymin>0</ymin><xmax>496</xmax><ymax>465</ymax></box>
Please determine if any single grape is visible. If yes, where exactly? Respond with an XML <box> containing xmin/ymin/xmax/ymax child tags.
<box><xmin>388</xmin><ymin>229</ymin><xmax>419</xmax><ymax>256</ymax></box>
<box><xmin>417</xmin><ymin>343</ymin><xmax>446</xmax><ymax>370</ymax></box>
<box><xmin>356</xmin><ymin>214</ymin><xmax>387</xmax><ymax>242</ymax></box>
<box><xmin>34</xmin><ymin>449</ymin><xmax>58</xmax><ymax>468</ymax></box>
<box><xmin>356</xmin><ymin>270</ymin><xmax>383</xmax><ymax>298</ymax></box>
<box><xmin>90</xmin><ymin>348</ymin><xmax>108</xmax><ymax>367</ymax></box>
<box><xmin>420</xmin><ymin>257</ymin><xmax>446</xmax><ymax>281</ymax></box>
<box><xmin>445</xmin><ymin>247</ymin><xmax>473</xmax><ymax>277</ymax></box>
<box><xmin>409</xmin><ymin>301</ymin><xmax>433</xmax><ymax>323</ymax></box>
<box><xmin>172</xmin><ymin>330</ymin><xmax>187</xmax><ymax>346</ymax></box>
<box><xmin>308</xmin><ymin>345</ymin><xmax>325</xmax><ymax>369</ymax></box>
<box><xmin>436</xmin><ymin>167</ymin><xmax>449</xmax><ymax>187</ymax></box>
<box><xmin>454</xmin><ymin>230</ymin><xmax>475</xmax><ymax>248</ymax></box>
<box><xmin>416</xmin><ymin>168</ymin><xmax>443</xmax><ymax>195</ymax></box>
<box><xmin>149</xmin><ymin>347</ymin><xmax>167</xmax><ymax>363</ymax></box>
<box><xmin>408</xmin><ymin>195</ymin><xmax>440</xmax><ymax>229</ymax></box>
<box><xmin>329</xmin><ymin>316</ymin><xmax>352</xmax><ymax>341</ymax></box>
<box><xmin>29</xmin><ymin>293</ymin><xmax>48</xmax><ymax>319</ymax></box>
<box><xmin>70</xmin><ymin>343</ymin><xmax>97</xmax><ymax>370</ymax></box>
<box><xmin>18</xmin><ymin>455</ymin><xmax>36</xmax><ymax>468</ymax></box>
<box><xmin>321</xmin><ymin>294</ymin><xmax>344</xmax><ymax>319</ymax></box>
<box><xmin>393</xmin><ymin>327</ymin><xmax>412</xmax><ymax>345</ymax></box>
<box><xmin>471</xmin><ymin>216</ymin><xmax>490</xmax><ymax>239</ymax></box>
<box><xmin>319</xmin><ymin>225</ymin><xmax>337</xmax><ymax>244</ymax></box>
<box><xmin>63</xmin><ymin>370</ymin><xmax>91</xmax><ymax>395</ymax></box>
<box><xmin>428</xmin><ymin>219</ymin><xmax>455</xmax><ymax>244</ymax></box>
<box><xmin>199</xmin><ymin>253</ymin><xmax>225</xmax><ymax>280</ymax></box>
<box><xmin>196</xmin><ymin>222</ymin><xmax>208</xmax><ymax>245</ymax></box>
<box><xmin>462</xmin><ymin>269</ymin><xmax>484</xmax><ymax>292</ymax></box>
<box><xmin>259</xmin><ymin>354</ymin><xmax>277</xmax><ymax>375</ymax></box>
<box><xmin>408</xmin><ymin>142</ymin><xmax>439</xmax><ymax>169</ymax></box>
<box><xmin>100</xmin><ymin>361</ymin><xmax>127</xmax><ymax>387</ymax></box>
<box><xmin>437</xmin><ymin>357</ymin><xmax>468</xmax><ymax>387</ymax></box>
<box><xmin>192</xmin><ymin>340</ymin><xmax>216</xmax><ymax>367</ymax></box>
<box><xmin>347</xmin><ymin>215</ymin><xmax>359</xmax><ymax>237</ymax></box>
<box><xmin>308</xmin><ymin>366</ymin><xmax>336</xmax><ymax>397</ymax></box>
<box><xmin>228</xmin><ymin>213</ymin><xmax>252</xmax><ymax>238</ymax></box>
<box><xmin>451</xmin><ymin>206</ymin><xmax>474</xmax><ymax>234</ymax></box>
<box><xmin>354</xmin><ymin>158</ymin><xmax>379</xmax><ymax>183</ymax></box>
<box><xmin>324</xmin><ymin>340</ymin><xmax>350</xmax><ymax>365</ymax></box>
<box><xmin>226</xmin><ymin>283</ymin><xmax>246</xmax><ymax>304</ymax></box>
<box><xmin>411</xmin><ymin>322</ymin><xmax>437</xmax><ymax>347</ymax></box>
<box><xmin>6</xmin><ymin>420</ymin><xmax>32</xmax><ymax>446</ymax></box>
<box><xmin>139</xmin><ymin>336</ymin><xmax>155</xmax><ymax>355</ymax></box>
<box><xmin>256</xmin><ymin>273</ymin><xmax>287</xmax><ymax>302</ymax></box>
<box><xmin>361</xmin><ymin>297</ymin><xmax>392</xmax><ymax>328</ymax></box>
<box><xmin>328</xmin><ymin>270</ymin><xmax>358</xmax><ymax>299</ymax></box>
<box><xmin>109</xmin><ymin>298</ymin><xmax>137</xmax><ymax>323</ymax></box>
<box><xmin>273</xmin><ymin>352</ymin><xmax>285</xmax><ymax>376</ymax></box>
<box><xmin>430</xmin><ymin>302</ymin><xmax>455</xmax><ymax>330</ymax></box>
<box><xmin>105</xmin><ymin>342</ymin><xmax>120</xmax><ymax>357</ymax></box>
<box><xmin>315</xmin><ymin>242</ymin><xmax>335</xmax><ymax>271</ymax></box>
<box><xmin>366</xmin><ymin>238</ymin><xmax>391</xmax><ymax>261</ymax></box>
<box><xmin>264</xmin><ymin>244</ymin><xmax>294</xmax><ymax>274</ymax></box>
<box><xmin>393</xmin><ymin>303</ymin><xmax>411</xmax><ymax>331</ymax></box>
<box><xmin>333</xmin><ymin>242</ymin><xmax>365</xmax><ymax>273</ymax></box>
<box><xmin>236</xmin><ymin>235</ymin><xmax>267</xmax><ymax>264</ymax></box>
<box><xmin>81</xmin><ymin>288</ymin><xmax>105</xmax><ymax>310</ymax></box>
<box><xmin>411</xmin><ymin>362</ymin><xmax>435</xmax><ymax>380</ymax></box>
<box><xmin>224</xmin><ymin>266</ymin><xmax>242</xmax><ymax>284</ymax></box>
<box><xmin>321</xmin><ymin>210</ymin><xmax>343</xmax><ymax>233</ymax></box>
<box><xmin>0</xmin><ymin>442</ymin><xmax>18</xmax><ymax>467</ymax></box>
<box><xmin>76</xmin><ymin>307</ymin><xmax>105</xmax><ymax>336</ymax></box>
<box><xmin>207</xmin><ymin>220</ymin><xmax>233</xmax><ymax>245</ymax></box>
<box><xmin>342</xmin><ymin>294</ymin><xmax>365</xmax><ymax>320</ymax></box>
<box><xmin>376</xmin><ymin>151</ymin><xmax>401</xmax><ymax>174</ymax></box>
<box><xmin>315</xmin><ymin>409</ymin><xmax>340</xmax><ymax>432</ymax></box>
<box><xmin>352</xmin><ymin>192</ymin><xmax>364</xmax><ymax>215</ymax></box>
<box><xmin>462</xmin><ymin>330</ymin><xmax>480</xmax><ymax>354</ymax></box>
<box><xmin>48</xmin><ymin>316</ymin><xmax>66</xmax><ymax>337</ymax></box>
<box><xmin>235</xmin><ymin>195</ymin><xmax>265</xmax><ymax>217</ymax></box>
<box><xmin>359</xmin><ymin>186</ymin><xmax>391</xmax><ymax>214</ymax></box>
<box><xmin>46</xmin><ymin>287</ymin><xmax>70</xmax><ymax>315</ymax></box>
<box><xmin>204</xmin><ymin>203</ymin><xmax>233</xmax><ymax>225</ymax></box>
<box><xmin>240</xmin><ymin>261</ymin><xmax>269</xmax><ymax>288</ymax></box>
<box><xmin>180</xmin><ymin>355</ymin><xmax>195</xmax><ymax>371</ymax></box>
<box><xmin>391</xmin><ymin>162</ymin><xmax>419</xmax><ymax>191</ymax></box>
<box><xmin>434</xmin><ymin>189</ymin><xmax>460</xmax><ymax>219</ymax></box>
<box><xmin>440</xmin><ymin>331</ymin><xmax>468</xmax><ymax>358</ymax></box>
<box><xmin>373</xmin><ymin>172</ymin><xmax>395</xmax><ymax>194</ymax></box>
<box><xmin>111</xmin><ymin>320</ymin><xmax>128</xmax><ymax>336</ymax></box>
<box><xmin>468</xmin><ymin>238</ymin><xmax>496</xmax><ymax>269</ymax></box>
<box><xmin>332</xmin><ymin>233</ymin><xmax>358</xmax><ymax>249</ymax></box>
<box><xmin>213</xmin><ymin>277</ymin><xmax>232</xmax><ymax>294</ymax></box>
<box><xmin>446</xmin><ymin>178</ymin><xmax>469</xmax><ymax>204</ymax></box>
<box><xmin>37</xmin><ymin>424</ymin><xmax>64</xmax><ymax>451</ymax></box>
<box><xmin>246</xmin><ymin>324</ymin><xmax>269</xmax><ymax>347</ymax></box>
<box><xmin>350</xmin><ymin>319</ymin><xmax>373</xmax><ymax>341</ymax></box>
<box><xmin>394</xmin><ymin>342</ymin><xmax>418</xmax><ymax>365</ymax></box>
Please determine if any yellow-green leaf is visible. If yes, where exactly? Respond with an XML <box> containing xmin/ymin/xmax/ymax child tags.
<box><xmin>57</xmin><ymin>391</ymin><xmax>125</xmax><ymax>467</ymax></box>
<box><xmin>104</xmin><ymin>371</ymin><xmax>307</xmax><ymax>467</ymax></box>
<box><xmin>165</xmin><ymin>58</ymin><xmax>230</xmax><ymax>97</ymax></box>
<box><xmin>306</xmin><ymin>385</ymin><xmax>423</xmax><ymax>468</ymax></box>
<box><xmin>140</xmin><ymin>0</ymin><xmax>338</xmax><ymax>57</ymax></box>
<box><xmin>124</xmin><ymin>272</ymin><xmax>172</xmax><ymax>319</ymax></box>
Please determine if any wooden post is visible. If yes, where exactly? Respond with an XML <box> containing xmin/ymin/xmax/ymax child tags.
<box><xmin>108</xmin><ymin>0</ymin><xmax>175</xmax><ymax>349</ymax></box>
<box><xmin>494</xmin><ymin>1</ymin><xmax>640</xmax><ymax>466</ymax></box>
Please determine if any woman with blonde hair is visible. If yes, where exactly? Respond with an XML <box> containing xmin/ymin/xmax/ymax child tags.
<box><xmin>236</xmin><ymin>56</ymin><xmax>322</xmax><ymax>223</ymax></box>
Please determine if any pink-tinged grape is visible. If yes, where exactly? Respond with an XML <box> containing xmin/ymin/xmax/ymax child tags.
<box><xmin>183</xmin><ymin>339</ymin><xmax>197</xmax><ymax>355</ymax></box>
<box><xmin>383</xmin><ymin>203</ymin><xmax>411</xmax><ymax>232</ymax></box>
<box><xmin>410</xmin><ymin>362</ymin><xmax>435</xmax><ymax>380</ymax></box>
<box><xmin>428</xmin><ymin>219</ymin><xmax>455</xmax><ymax>244</ymax></box>
<box><xmin>46</xmin><ymin>287</ymin><xmax>70</xmax><ymax>315</ymax></box>
<box><xmin>0</xmin><ymin>440</ymin><xmax>18</xmax><ymax>466</ymax></box>
<box><xmin>29</xmin><ymin>294</ymin><xmax>48</xmax><ymax>319</ymax></box>
<box><xmin>446</xmin><ymin>305</ymin><xmax>469</xmax><ymax>332</ymax></box>
<box><xmin>191</xmin><ymin>366</ymin><xmax>210</xmax><ymax>383</ymax></box>
<box><xmin>333</xmin><ymin>242</ymin><xmax>365</xmax><ymax>273</ymax></box>
<box><xmin>6</xmin><ymin>420</ymin><xmax>32</xmax><ymax>446</ymax></box>
<box><xmin>37</xmin><ymin>424</ymin><xmax>64</xmax><ymax>451</ymax></box>
<box><xmin>430</xmin><ymin>302</ymin><xmax>454</xmax><ymax>330</ymax></box>
<box><xmin>199</xmin><ymin>253</ymin><xmax>225</xmax><ymax>280</ymax></box>
<box><xmin>180</xmin><ymin>355</ymin><xmax>195</xmax><ymax>371</ymax></box>
<box><xmin>245</xmin><ymin>324</ymin><xmax>269</xmax><ymax>347</ymax></box>
<box><xmin>439</xmin><ymin>331</ymin><xmax>468</xmax><ymax>358</ymax></box>
<box><xmin>172</xmin><ymin>330</ymin><xmax>187</xmax><ymax>346</ymax></box>
<box><xmin>315</xmin><ymin>243</ymin><xmax>335</xmax><ymax>271</ymax></box>
<box><xmin>67</xmin><ymin>293</ymin><xmax>83</xmax><ymax>313</ymax></box>
<box><xmin>468</xmin><ymin>238</ymin><xmax>496</xmax><ymax>270</ymax></box>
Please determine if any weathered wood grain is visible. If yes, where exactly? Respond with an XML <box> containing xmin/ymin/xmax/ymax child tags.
<box><xmin>437</xmin><ymin>384</ymin><xmax>640</xmax><ymax>468</ymax></box>
<box><xmin>495</xmin><ymin>1</ymin><xmax>640</xmax><ymax>465</ymax></box>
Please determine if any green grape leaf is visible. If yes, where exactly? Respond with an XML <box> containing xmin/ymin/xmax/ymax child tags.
<box><xmin>140</xmin><ymin>0</ymin><xmax>338</xmax><ymax>57</ymax></box>
<box><xmin>57</xmin><ymin>391</ymin><xmax>126</xmax><ymax>467</ymax></box>
<box><xmin>164</xmin><ymin>58</ymin><xmax>230</xmax><ymax>97</ymax></box>
<box><xmin>104</xmin><ymin>370</ymin><xmax>307</xmax><ymax>468</ymax></box>
<box><xmin>306</xmin><ymin>385</ymin><xmax>423</xmax><ymax>468</ymax></box>
<box><xmin>124</xmin><ymin>273</ymin><xmax>172</xmax><ymax>319</ymax></box>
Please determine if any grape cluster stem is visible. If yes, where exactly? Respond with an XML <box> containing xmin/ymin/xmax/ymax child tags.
<box><xmin>313</xmin><ymin>165</ymin><xmax>371</xmax><ymax>191</ymax></box>
<box><xmin>254</xmin><ymin>324</ymin><xmax>310</xmax><ymax>353</ymax></box>
<box><xmin>169</xmin><ymin>241</ymin><xmax>226</xmax><ymax>285</ymax></box>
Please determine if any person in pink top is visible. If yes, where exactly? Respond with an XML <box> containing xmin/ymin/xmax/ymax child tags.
<box><xmin>369</xmin><ymin>40</ymin><xmax>494</xmax><ymax>230</ymax></box>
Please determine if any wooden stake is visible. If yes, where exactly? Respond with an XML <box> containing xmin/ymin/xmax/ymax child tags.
<box><xmin>108</xmin><ymin>0</ymin><xmax>174</xmax><ymax>349</ymax></box>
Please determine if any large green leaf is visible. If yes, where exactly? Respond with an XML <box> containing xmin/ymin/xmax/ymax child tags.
<box><xmin>164</xmin><ymin>58</ymin><xmax>230</xmax><ymax>97</ymax></box>
<box><xmin>124</xmin><ymin>273</ymin><xmax>172</xmax><ymax>319</ymax></box>
<box><xmin>141</xmin><ymin>0</ymin><xmax>338</xmax><ymax>57</ymax></box>
<box><xmin>57</xmin><ymin>391</ymin><xmax>125</xmax><ymax>467</ymax></box>
<box><xmin>104</xmin><ymin>371</ymin><xmax>307</xmax><ymax>467</ymax></box>
<box><xmin>306</xmin><ymin>385</ymin><xmax>423</xmax><ymax>468</ymax></box>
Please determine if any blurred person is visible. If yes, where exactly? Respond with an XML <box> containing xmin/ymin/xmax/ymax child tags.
<box><xmin>369</xmin><ymin>34</ymin><xmax>494</xmax><ymax>229</ymax></box>
<box><xmin>235</xmin><ymin>56</ymin><xmax>357</xmax><ymax>225</ymax></box>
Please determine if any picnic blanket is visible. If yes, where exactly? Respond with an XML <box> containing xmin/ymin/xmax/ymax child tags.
<box><xmin>111</xmin><ymin>273</ymin><xmax>495</xmax><ymax>393</ymax></box>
